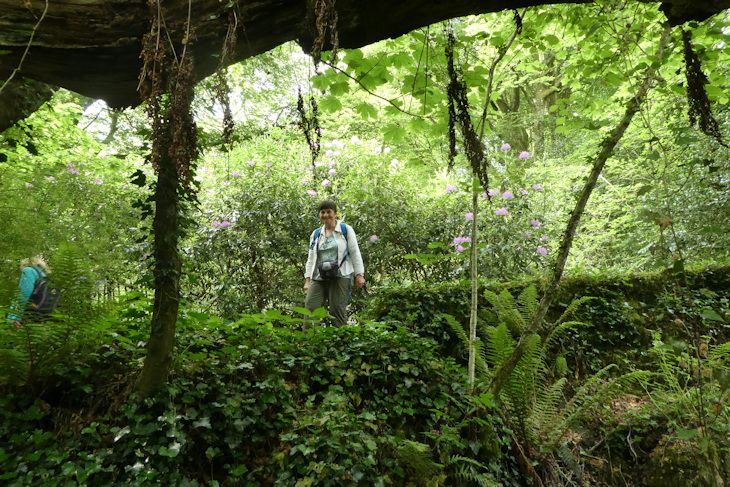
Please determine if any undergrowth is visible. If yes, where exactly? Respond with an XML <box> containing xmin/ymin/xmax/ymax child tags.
<box><xmin>0</xmin><ymin>308</ymin><xmax>517</xmax><ymax>486</ymax></box>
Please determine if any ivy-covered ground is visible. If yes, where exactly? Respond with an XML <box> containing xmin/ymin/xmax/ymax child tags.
<box><xmin>1</xmin><ymin>266</ymin><xmax>729</xmax><ymax>486</ymax></box>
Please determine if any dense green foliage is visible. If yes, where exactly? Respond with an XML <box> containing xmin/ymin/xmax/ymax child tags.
<box><xmin>0</xmin><ymin>314</ymin><xmax>516</xmax><ymax>486</ymax></box>
<box><xmin>1</xmin><ymin>2</ymin><xmax>730</xmax><ymax>485</ymax></box>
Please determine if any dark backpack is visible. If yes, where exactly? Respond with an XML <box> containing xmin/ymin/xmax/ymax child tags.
<box><xmin>28</xmin><ymin>267</ymin><xmax>61</xmax><ymax>314</ymax></box>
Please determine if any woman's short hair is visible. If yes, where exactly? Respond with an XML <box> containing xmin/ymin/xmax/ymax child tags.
<box><xmin>20</xmin><ymin>256</ymin><xmax>49</xmax><ymax>272</ymax></box>
<box><xmin>318</xmin><ymin>200</ymin><xmax>337</xmax><ymax>213</ymax></box>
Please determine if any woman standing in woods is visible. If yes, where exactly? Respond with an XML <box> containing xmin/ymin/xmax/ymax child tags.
<box><xmin>304</xmin><ymin>200</ymin><xmax>365</xmax><ymax>327</ymax></box>
<box><xmin>6</xmin><ymin>256</ymin><xmax>49</xmax><ymax>326</ymax></box>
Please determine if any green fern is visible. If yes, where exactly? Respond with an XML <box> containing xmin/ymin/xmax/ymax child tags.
<box><xmin>456</xmin><ymin>285</ymin><xmax>622</xmax><ymax>482</ymax></box>
<box><xmin>0</xmin><ymin>243</ymin><xmax>105</xmax><ymax>386</ymax></box>
<box><xmin>396</xmin><ymin>439</ymin><xmax>442</xmax><ymax>482</ymax></box>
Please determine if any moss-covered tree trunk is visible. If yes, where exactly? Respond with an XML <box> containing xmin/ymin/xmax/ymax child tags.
<box><xmin>136</xmin><ymin>149</ymin><xmax>182</xmax><ymax>399</ymax></box>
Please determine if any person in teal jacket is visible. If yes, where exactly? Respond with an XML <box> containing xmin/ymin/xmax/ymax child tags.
<box><xmin>7</xmin><ymin>256</ymin><xmax>49</xmax><ymax>327</ymax></box>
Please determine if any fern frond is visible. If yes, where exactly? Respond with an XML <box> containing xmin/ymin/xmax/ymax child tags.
<box><xmin>531</xmin><ymin>377</ymin><xmax>568</xmax><ymax>435</ymax></box>
<box><xmin>516</xmin><ymin>285</ymin><xmax>539</xmax><ymax>327</ymax></box>
<box><xmin>555</xmin><ymin>296</ymin><xmax>595</xmax><ymax>325</ymax></box>
<box><xmin>543</xmin><ymin>320</ymin><xmax>592</xmax><ymax>351</ymax></box>
<box><xmin>485</xmin><ymin>289</ymin><xmax>522</xmax><ymax>335</ymax></box>
<box><xmin>397</xmin><ymin>439</ymin><xmax>442</xmax><ymax>481</ymax></box>
<box><xmin>709</xmin><ymin>342</ymin><xmax>730</xmax><ymax>363</ymax></box>
<box><xmin>444</xmin><ymin>314</ymin><xmax>489</xmax><ymax>377</ymax></box>
<box><xmin>446</xmin><ymin>455</ymin><xmax>497</xmax><ymax>485</ymax></box>
<box><xmin>0</xmin><ymin>347</ymin><xmax>30</xmax><ymax>385</ymax></box>
<box><xmin>485</xmin><ymin>324</ymin><xmax>515</xmax><ymax>367</ymax></box>
<box><xmin>554</xmin><ymin>442</ymin><xmax>584</xmax><ymax>484</ymax></box>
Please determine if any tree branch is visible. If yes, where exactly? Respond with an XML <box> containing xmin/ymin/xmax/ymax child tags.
<box><xmin>487</xmin><ymin>23</ymin><xmax>672</xmax><ymax>398</ymax></box>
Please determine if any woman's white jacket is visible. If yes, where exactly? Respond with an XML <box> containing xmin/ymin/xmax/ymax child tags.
<box><xmin>305</xmin><ymin>221</ymin><xmax>365</xmax><ymax>279</ymax></box>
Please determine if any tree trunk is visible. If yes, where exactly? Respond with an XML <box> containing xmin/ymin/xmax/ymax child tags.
<box><xmin>135</xmin><ymin>149</ymin><xmax>182</xmax><ymax>399</ymax></box>
<box><xmin>487</xmin><ymin>25</ymin><xmax>672</xmax><ymax>398</ymax></box>
<box><xmin>468</xmin><ymin>185</ymin><xmax>479</xmax><ymax>387</ymax></box>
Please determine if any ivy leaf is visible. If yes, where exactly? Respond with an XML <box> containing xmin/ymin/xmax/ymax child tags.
<box><xmin>158</xmin><ymin>442</ymin><xmax>182</xmax><ymax>457</ymax></box>
<box><xmin>193</xmin><ymin>417</ymin><xmax>212</xmax><ymax>429</ymax></box>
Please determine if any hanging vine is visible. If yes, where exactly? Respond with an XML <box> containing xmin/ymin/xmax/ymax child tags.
<box><xmin>213</xmin><ymin>8</ymin><xmax>239</xmax><ymax>149</ymax></box>
<box><xmin>682</xmin><ymin>28</ymin><xmax>726</xmax><ymax>147</ymax></box>
<box><xmin>297</xmin><ymin>88</ymin><xmax>322</xmax><ymax>168</ymax></box>
<box><xmin>445</xmin><ymin>29</ymin><xmax>489</xmax><ymax>189</ymax></box>
<box><xmin>311</xmin><ymin>0</ymin><xmax>340</xmax><ymax>66</ymax></box>
<box><xmin>138</xmin><ymin>0</ymin><xmax>198</xmax><ymax>189</ymax></box>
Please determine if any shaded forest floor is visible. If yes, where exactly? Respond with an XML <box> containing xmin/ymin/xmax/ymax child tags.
<box><xmin>1</xmin><ymin>266</ymin><xmax>730</xmax><ymax>486</ymax></box>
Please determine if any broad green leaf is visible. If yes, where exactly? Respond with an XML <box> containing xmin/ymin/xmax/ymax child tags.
<box><xmin>355</xmin><ymin>102</ymin><xmax>378</xmax><ymax>119</ymax></box>
<box><xmin>701</xmin><ymin>309</ymin><xmax>724</xmax><ymax>322</ymax></box>
<box><xmin>319</xmin><ymin>95</ymin><xmax>342</xmax><ymax>113</ymax></box>
<box><xmin>329</xmin><ymin>81</ymin><xmax>350</xmax><ymax>96</ymax></box>
<box><xmin>158</xmin><ymin>442</ymin><xmax>182</xmax><ymax>457</ymax></box>
<box><xmin>676</xmin><ymin>427</ymin><xmax>698</xmax><ymax>441</ymax></box>
<box><xmin>383</xmin><ymin>124</ymin><xmax>407</xmax><ymax>144</ymax></box>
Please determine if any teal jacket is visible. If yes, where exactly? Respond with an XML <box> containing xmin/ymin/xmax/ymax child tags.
<box><xmin>7</xmin><ymin>266</ymin><xmax>45</xmax><ymax>322</ymax></box>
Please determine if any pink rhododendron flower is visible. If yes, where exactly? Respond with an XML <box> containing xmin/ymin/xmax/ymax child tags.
<box><xmin>307</xmin><ymin>189</ymin><xmax>318</xmax><ymax>196</ymax></box>
<box><xmin>329</xmin><ymin>168</ymin><xmax>336</xmax><ymax>175</ymax></box>
<box><xmin>93</xmin><ymin>179</ymin><xmax>103</xmax><ymax>185</ymax></box>
<box><xmin>501</xmin><ymin>143</ymin><xmax>511</xmax><ymax>151</ymax></box>
<box><xmin>231</xmin><ymin>171</ymin><xmax>240</xmax><ymax>177</ymax></box>
<box><xmin>502</xmin><ymin>191</ymin><xmax>514</xmax><ymax>200</ymax></box>
<box><xmin>265</xmin><ymin>163</ymin><xmax>273</xmax><ymax>167</ymax></box>
<box><xmin>530</xmin><ymin>219</ymin><xmax>541</xmax><ymax>228</ymax></box>
<box><xmin>496</xmin><ymin>208</ymin><xmax>509</xmax><ymax>216</ymax></box>
<box><xmin>248</xmin><ymin>160</ymin><xmax>255</xmax><ymax>167</ymax></box>
<box><xmin>465</xmin><ymin>212</ymin><xmax>474</xmax><ymax>221</ymax></box>
<box><xmin>322</xmin><ymin>179</ymin><xmax>332</xmax><ymax>187</ymax></box>
<box><xmin>541</xmin><ymin>235</ymin><xmax>548</xmax><ymax>241</ymax></box>
<box><xmin>488</xmin><ymin>189</ymin><xmax>500</xmax><ymax>197</ymax></box>
<box><xmin>536</xmin><ymin>246</ymin><xmax>548</xmax><ymax>256</ymax></box>
<box><xmin>220</xmin><ymin>221</ymin><xmax>231</xmax><ymax>228</ymax></box>
<box><xmin>212</xmin><ymin>221</ymin><xmax>221</xmax><ymax>228</ymax></box>
<box><xmin>445</xmin><ymin>184</ymin><xmax>457</xmax><ymax>194</ymax></box>
<box><xmin>519</xmin><ymin>151</ymin><xmax>531</xmax><ymax>160</ymax></box>
<box><xmin>25</xmin><ymin>183</ymin><xmax>34</xmax><ymax>188</ymax></box>
<box><xmin>370</xmin><ymin>235</ymin><xmax>379</xmax><ymax>243</ymax></box>
<box><xmin>532</xmin><ymin>183</ymin><xmax>543</xmax><ymax>191</ymax></box>
<box><xmin>453</xmin><ymin>236</ymin><xmax>471</xmax><ymax>245</ymax></box>
<box><xmin>68</xmin><ymin>168</ymin><xmax>80</xmax><ymax>175</ymax></box>
<box><xmin>46</xmin><ymin>176</ymin><xmax>55</xmax><ymax>182</ymax></box>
